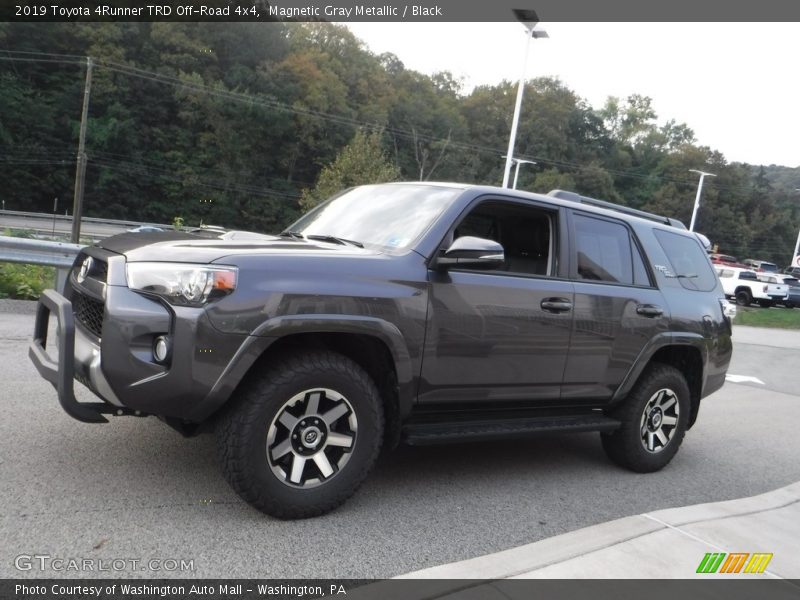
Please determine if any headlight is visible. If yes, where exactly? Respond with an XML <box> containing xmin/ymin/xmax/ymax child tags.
<box><xmin>126</xmin><ymin>262</ymin><xmax>237</xmax><ymax>306</ymax></box>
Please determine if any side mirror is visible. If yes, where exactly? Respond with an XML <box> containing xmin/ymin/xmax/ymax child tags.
<box><xmin>437</xmin><ymin>236</ymin><xmax>505</xmax><ymax>270</ymax></box>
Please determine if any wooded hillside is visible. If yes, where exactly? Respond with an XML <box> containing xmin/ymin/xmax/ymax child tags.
<box><xmin>1</xmin><ymin>22</ymin><xmax>798</xmax><ymax>263</ymax></box>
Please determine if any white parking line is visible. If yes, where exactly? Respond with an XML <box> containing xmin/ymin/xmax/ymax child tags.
<box><xmin>725</xmin><ymin>374</ymin><xmax>766</xmax><ymax>385</ymax></box>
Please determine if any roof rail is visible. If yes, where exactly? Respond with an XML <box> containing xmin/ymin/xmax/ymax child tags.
<box><xmin>547</xmin><ymin>189</ymin><xmax>687</xmax><ymax>229</ymax></box>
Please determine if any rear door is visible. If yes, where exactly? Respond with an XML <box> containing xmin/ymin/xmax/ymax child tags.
<box><xmin>561</xmin><ymin>211</ymin><xmax>670</xmax><ymax>401</ymax></box>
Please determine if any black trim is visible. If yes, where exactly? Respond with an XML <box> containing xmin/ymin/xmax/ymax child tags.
<box><xmin>28</xmin><ymin>289</ymin><xmax>138</xmax><ymax>423</ymax></box>
<box><xmin>549</xmin><ymin>189</ymin><xmax>686</xmax><ymax>228</ymax></box>
<box><xmin>403</xmin><ymin>413</ymin><xmax>620</xmax><ymax>445</ymax></box>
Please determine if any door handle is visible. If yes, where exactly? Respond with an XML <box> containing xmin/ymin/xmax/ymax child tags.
<box><xmin>541</xmin><ymin>298</ymin><xmax>573</xmax><ymax>313</ymax></box>
<box><xmin>636</xmin><ymin>304</ymin><xmax>664</xmax><ymax>318</ymax></box>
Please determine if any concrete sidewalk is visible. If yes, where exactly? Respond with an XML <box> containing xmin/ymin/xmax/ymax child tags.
<box><xmin>732</xmin><ymin>325</ymin><xmax>800</xmax><ymax>349</ymax></box>
<box><xmin>398</xmin><ymin>481</ymin><xmax>800</xmax><ymax>579</ymax></box>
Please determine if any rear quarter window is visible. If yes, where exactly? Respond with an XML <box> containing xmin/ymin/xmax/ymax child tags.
<box><xmin>653</xmin><ymin>229</ymin><xmax>718</xmax><ymax>292</ymax></box>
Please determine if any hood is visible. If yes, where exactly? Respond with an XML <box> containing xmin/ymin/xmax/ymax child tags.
<box><xmin>97</xmin><ymin>231</ymin><xmax>380</xmax><ymax>263</ymax></box>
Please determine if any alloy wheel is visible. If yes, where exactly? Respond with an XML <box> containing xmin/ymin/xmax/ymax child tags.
<box><xmin>639</xmin><ymin>388</ymin><xmax>680</xmax><ymax>453</ymax></box>
<box><xmin>266</xmin><ymin>388</ymin><xmax>357</xmax><ymax>488</ymax></box>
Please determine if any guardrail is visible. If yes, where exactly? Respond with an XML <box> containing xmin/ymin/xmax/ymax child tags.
<box><xmin>0</xmin><ymin>235</ymin><xmax>82</xmax><ymax>292</ymax></box>
<box><xmin>0</xmin><ymin>209</ymin><xmax>171</xmax><ymax>230</ymax></box>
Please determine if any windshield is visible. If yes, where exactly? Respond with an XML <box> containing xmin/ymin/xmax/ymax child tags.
<box><xmin>760</xmin><ymin>262</ymin><xmax>778</xmax><ymax>272</ymax></box>
<box><xmin>285</xmin><ymin>184</ymin><xmax>461</xmax><ymax>251</ymax></box>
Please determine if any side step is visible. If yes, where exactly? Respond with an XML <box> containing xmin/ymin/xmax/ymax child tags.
<box><xmin>402</xmin><ymin>414</ymin><xmax>621</xmax><ymax>446</ymax></box>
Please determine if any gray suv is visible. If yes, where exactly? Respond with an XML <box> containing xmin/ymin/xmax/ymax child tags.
<box><xmin>30</xmin><ymin>183</ymin><xmax>733</xmax><ymax>518</ymax></box>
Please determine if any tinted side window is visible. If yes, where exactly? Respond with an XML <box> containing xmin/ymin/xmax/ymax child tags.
<box><xmin>653</xmin><ymin>229</ymin><xmax>718</xmax><ymax>292</ymax></box>
<box><xmin>452</xmin><ymin>201</ymin><xmax>554</xmax><ymax>277</ymax></box>
<box><xmin>574</xmin><ymin>214</ymin><xmax>634</xmax><ymax>285</ymax></box>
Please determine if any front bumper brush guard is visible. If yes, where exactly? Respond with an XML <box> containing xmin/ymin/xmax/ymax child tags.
<box><xmin>28</xmin><ymin>289</ymin><xmax>135</xmax><ymax>423</ymax></box>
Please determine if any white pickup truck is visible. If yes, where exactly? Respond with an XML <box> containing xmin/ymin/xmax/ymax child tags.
<box><xmin>715</xmin><ymin>266</ymin><xmax>788</xmax><ymax>307</ymax></box>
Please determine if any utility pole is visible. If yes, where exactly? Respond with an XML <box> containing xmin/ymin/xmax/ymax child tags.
<box><xmin>52</xmin><ymin>197</ymin><xmax>58</xmax><ymax>237</ymax></box>
<box><xmin>71</xmin><ymin>56</ymin><xmax>93</xmax><ymax>244</ymax></box>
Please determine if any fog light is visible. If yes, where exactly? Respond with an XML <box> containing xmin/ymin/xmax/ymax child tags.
<box><xmin>153</xmin><ymin>335</ymin><xmax>171</xmax><ymax>363</ymax></box>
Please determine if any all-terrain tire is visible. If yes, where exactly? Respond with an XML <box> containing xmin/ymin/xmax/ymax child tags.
<box><xmin>601</xmin><ymin>363</ymin><xmax>690</xmax><ymax>473</ymax></box>
<box><xmin>216</xmin><ymin>351</ymin><xmax>384</xmax><ymax>519</ymax></box>
<box><xmin>735</xmin><ymin>290</ymin><xmax>752</xmax><ymax>306</ymax></box>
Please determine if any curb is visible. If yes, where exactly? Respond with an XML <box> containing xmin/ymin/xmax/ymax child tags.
<box><xmin>397</xmin><ymin>481</ymin><xmax>800</xmax><ymax>579</ymax></box>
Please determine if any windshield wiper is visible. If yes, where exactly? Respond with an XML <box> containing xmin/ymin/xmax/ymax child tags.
<box><xmin>305</xmin><ymin>234</ymin><xmax>363</xmax><ymax>248</ymax></box>
<box><xmin>279</xmin><ymin>231</ymin><xmax>304</xmax><ymax>239</ymax></box>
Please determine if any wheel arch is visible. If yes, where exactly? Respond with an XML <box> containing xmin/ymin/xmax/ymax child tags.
<box><xmin>614</xmin><ymin>335</ymin><xmax>706</xmax><ymax>429</ymax></box>
<box><xmin>200</xmin><ymin>315</ymin><xmax>414</xmax><ymax>445</ymax></box>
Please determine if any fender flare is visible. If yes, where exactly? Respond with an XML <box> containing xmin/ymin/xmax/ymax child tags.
<box><xmin>195</xmin><ymin>314</ymin><xmax>414</xmax><ymax>422</ymax></box>
<box><xmin>612</xmin><ymin>332</ymin><xmax>708</xmax><ymax>404</ymax></box>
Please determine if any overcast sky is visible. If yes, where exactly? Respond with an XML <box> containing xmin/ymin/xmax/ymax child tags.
<box><xmin>345</xmin><ymin>22</ymin><xmax>799</xmax><ymax>168</ymax></box>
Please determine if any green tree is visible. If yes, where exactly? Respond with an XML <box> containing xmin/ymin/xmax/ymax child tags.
<box><xmin>299</xmin><ymin>130</ymin><xmax>400</xmax><ymax>211</ymax></box>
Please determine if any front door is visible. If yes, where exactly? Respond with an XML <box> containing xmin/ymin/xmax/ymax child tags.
<box><xmin>418</xmin><ymin>198</ymin><xmax>575</xmax><ymax>405</ymax></box>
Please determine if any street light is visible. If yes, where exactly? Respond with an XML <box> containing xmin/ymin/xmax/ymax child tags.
<box><xmin>513</xmin><ymin>159</ymin><xmax>537</xmax><ymax>189</ymax></box>
<box><xmin>792</xmin><ymin>189</ymin><xmax>800</xmax><ymax>267</ymax></box>
<box><xmin>501</xmin><ymin>9</ymin><xmax>548</xmax><ymax>189</ymax></box>
<box><xmin>502</xmin><ymin>156</ymin><xmax>537</xmax><ymax>189</ymax></box>
<box><xmin>688</xmin><ymin>169</ymin><xmax>716</xmax><ymax>232</ymax></box>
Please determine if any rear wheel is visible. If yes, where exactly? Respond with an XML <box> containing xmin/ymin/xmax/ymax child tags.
<box><xmin>601</xmin><ymin>363</ymin><xmax>690</xmax><ymax>473</ymax></box>
<box><xmin>216</xmin><ymin>351</ymin><xmax>384</xmax><ymax>519</ymax></box>
<box><xmin>757</xmin><ymin>299</ymin><xmax>774</xmax><ymax>308</ymax></box>
<box><xmin>735</xmin><ymin>290</ymin><xmax>752</xmax><ymax>306</ymax></box>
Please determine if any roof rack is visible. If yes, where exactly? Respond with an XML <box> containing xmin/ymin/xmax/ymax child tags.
<box><xmin>547</xmin><ymin>189</ymin><xmax>686</xmax><ymax>229</ymax></box>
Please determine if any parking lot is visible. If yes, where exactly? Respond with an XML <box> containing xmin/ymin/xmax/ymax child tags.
<box><xmin>1</xmin><ymin>300</ymin><xmax>799</xmax><ymax>579</ymax></box>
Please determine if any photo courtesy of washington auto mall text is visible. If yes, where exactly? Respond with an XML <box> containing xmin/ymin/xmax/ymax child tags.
<box><xmin>14</xmin><ymin>583</ymin><xmax>349</xmax><ymax>598</ymax></box>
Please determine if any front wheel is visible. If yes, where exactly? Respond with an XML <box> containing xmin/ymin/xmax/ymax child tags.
<box><xmin>601</xmin><ymin>363</ymin><xmax>690</xmax><ymax>473</ymax></box>
<box><xmin>216</xmin><ymin>351</ymin><xmax>384</xmax><ymax>519</ymax></box>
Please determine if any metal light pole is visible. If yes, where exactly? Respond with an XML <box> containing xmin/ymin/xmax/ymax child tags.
<box><xmin>501</xmin><ymin>156</ymin><xmax>537</xmax><ymax>189</ymax></box>
<box><xmin>688</xmin><ymin>169</ymin><xmax>716</xmax><ymax>232</ymax></box>
<box><xmin>792</xmin><ymin>189</ymin><xmax>800</xmax><ymax>267</ymax></box>
<box><xmin>502</xmin><ymin>10</ymin><xmax>548</xmax><ymax>189</ymax></box>
<box><xmin>513</xmin><ymin>159</ymin><xmax>536</xmax><ymax>189</ymax></box>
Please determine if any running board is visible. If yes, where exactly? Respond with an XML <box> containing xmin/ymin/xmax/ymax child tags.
<box><xmin>402</xmin><ymin>414</ymin><xmax>621</xmax><ymax>446</ymax></box>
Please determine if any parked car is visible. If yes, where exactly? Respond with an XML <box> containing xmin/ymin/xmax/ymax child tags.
<box><xmin>768</xmin><ymin>275</ymin><xmax>800</xmax><ymax>308</ymax></box>
<box><xmin>715</xmin><ymin>266</ymin><xmax>788</xmax><ymax>307</ymax></box>
<box><xmin>743</xmin><ymin>259</ymin><xmax>778</xmax><ymax>273</ymax></box>
<box><xmin>783</xmin><ymin>266</ymin><xmax>800</xmax><ymax>278</ymax></box>
<box><xmin>709</xmin><ymin>253</ymin><xmax>746</xmax><ymax>268</ymax></box>
<box><xmin>30</xmin><ymin>183</ymin><xmax>733</xmax><ymax>518</ymax></box>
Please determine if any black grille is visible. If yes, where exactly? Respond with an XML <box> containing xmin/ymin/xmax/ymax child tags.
<box><xmin>73</xmin><ymin>291</ymin><xmax>105</xmax><ymax>338</ymax></box>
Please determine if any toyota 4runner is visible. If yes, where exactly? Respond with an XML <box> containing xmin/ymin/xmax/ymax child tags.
<box><xmin>29</xmin><ymin>183</ymin><xmax>733</xmax><ymax>518</ymax></box>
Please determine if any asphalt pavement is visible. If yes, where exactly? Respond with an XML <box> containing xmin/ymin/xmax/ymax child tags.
<box><xmin>1</xmin><ymin>301</ymin><xmax>799</xmax><ymax>579</ymax></box>
<box><xmin>401</xmin><ymin>481</ymin><xmax>800</xmax><ymax>579</ymax></box>
<box><xmin>399</xmin><ymin>324</ymin><xmax>800</xmax><ymax>581</ymax></box>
